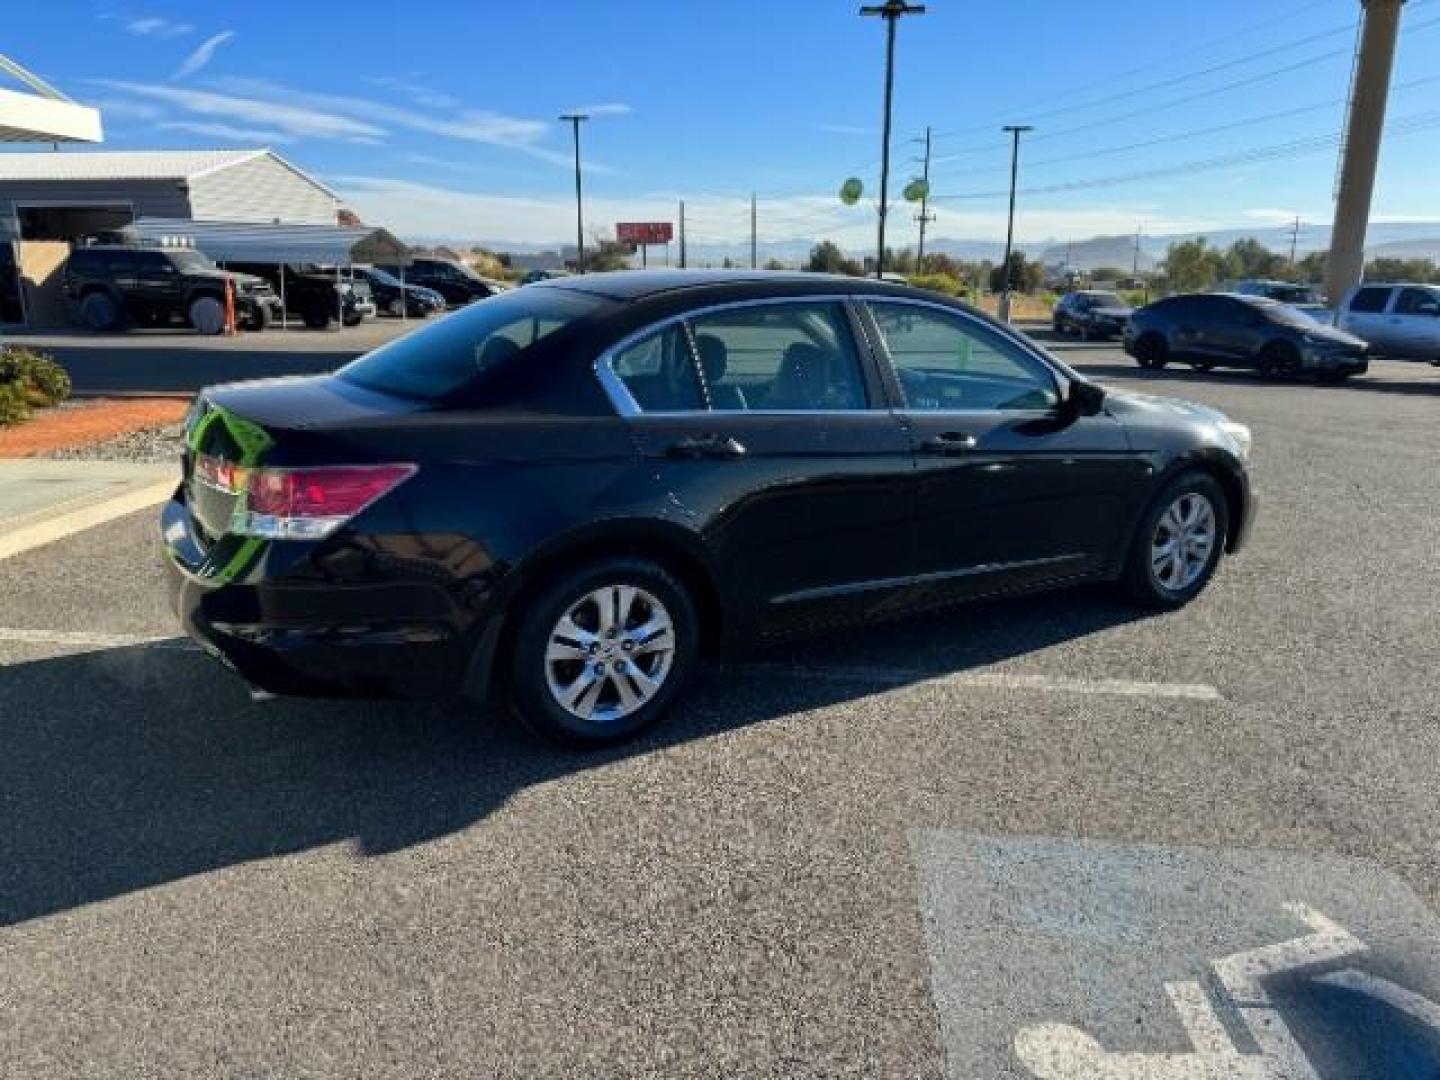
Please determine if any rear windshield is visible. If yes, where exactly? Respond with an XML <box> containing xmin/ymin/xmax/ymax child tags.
<box><xmin>337</xmin><ymin>287</ymin><xmax>609</xmax><ymax>400</ymax></box>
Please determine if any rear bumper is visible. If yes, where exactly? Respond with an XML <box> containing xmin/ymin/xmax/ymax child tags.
<box><xmin>162</xmin><ymin>496</ymin><xmax>484</xmax><ymax>700</ymax></box>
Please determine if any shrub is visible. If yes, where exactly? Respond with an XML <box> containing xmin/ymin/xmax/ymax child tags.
<box><xmin>0</xmin><ymin>346</ymin><xmax>72</xmax><ymax>411</ymax></box>
<box><xmin>906</xmin><ymin>272</ymin><xmax>962</xmax><ymax>296</ymax></box>
<box><xmin>0</xmin><ymin>381</ymin><xmax>31</xmax><ymax>427</ymax></box>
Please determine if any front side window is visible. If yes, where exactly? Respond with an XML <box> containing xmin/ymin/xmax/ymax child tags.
<box><xmin>683</xmin><ymin>302</ymin><xmax>866</xmax><ymax>411</ymax></box>
<box><xmin>609</xmin><ymin>324</ymin><xmax>703</xmax><ymax>412</ymax></box>
<box><xmin>1350</xmin><ymin>287</ymin><xmax>1391</xmax><ymax>313</ymax></box>
<box><xmin>868</xmin><ymin>302</ymin><xmax>1059</xmax><ymax>411</ymax></box>
<box><xmin>1395</xmin><ymin>287</ymin><xmax>1440</xmax><ymax>316</ymax></box>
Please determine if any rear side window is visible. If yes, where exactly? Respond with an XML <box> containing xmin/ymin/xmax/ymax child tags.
<box><xmin>338</xmin><ymin>287</ymin><xmax>609</xmax><ymax>400</ymax></box>
<box><xmin>684</xmin><ymin>302</ymin><xmax>866</xmax><ymax>411</ymax></box>
<box><xmin>610</xmin><ymin>324</ymin><xmax>703</xmax><ymax>412</ymax></box>
<box><xmin>1350</xmin><ymin>287</ymin><xmax>1391</xmax><ymax>313</ymax></box>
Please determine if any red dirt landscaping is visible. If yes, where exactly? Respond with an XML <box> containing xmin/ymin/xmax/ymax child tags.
<box><xmin>0</xmin><ymin>399</ymin><xmax>187</xmax><ymax>457</ymax></box>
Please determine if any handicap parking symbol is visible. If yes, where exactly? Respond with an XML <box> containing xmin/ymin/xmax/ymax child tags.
<box><xmin>911</xmin><ymin>834</ymin><xmax>1440</xmax><ymax>1079</ymax></box>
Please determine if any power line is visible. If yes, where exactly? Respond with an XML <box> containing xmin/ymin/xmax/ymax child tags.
<box><xmin>928</xmin><ymin>108</ymin><xmax>1440</xmax><ymax>202</ymax></box>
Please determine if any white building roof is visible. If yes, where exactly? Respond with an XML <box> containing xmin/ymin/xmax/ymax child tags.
<box><xmin>0</xmin><ymin>55</ymin><xmax>102</xmax><ymax>143</ymax></box>
<box><xmin>0</xmin><ymin>148</ymin><xmax>340</xmax><ymax>199</ymax></box>
<box><xmin>126</xmin><ymin>217</ymin><xmax>409</xmax><ymax>266</ymax></box>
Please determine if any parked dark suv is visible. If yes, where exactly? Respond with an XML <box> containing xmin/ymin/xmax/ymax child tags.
<box><xmin>350</xmin><ymin>266</ymin><xmax>446</xmax><ymax>318</ymax></box>
<box><xmin>165</xmin><ymin>271</ymin><xmax>1255</xmax><ymax>747</ymax></box>
<box><xmin>1124</xmin><ymin>293</ymin><xmax>1368</xmax><ymax>380</ymax></box>
<box><xmin>1052</xmin><ymin>290</ymin><xmax>1133</xmax><ymax>340</ymax></box>
<box><xmin>376</xmin><ymin>256</ymin><xmax>500</xmax><ymax>308</ymax></box>
<box><xmin>63</xmin><ymin>245</ymin><xmax>281</xmax><ymax>333</ymax></box>
<box><xmin>227</xmin><ymin>263</ymin><xmax>376</xmax><ymax>329</ymax></box>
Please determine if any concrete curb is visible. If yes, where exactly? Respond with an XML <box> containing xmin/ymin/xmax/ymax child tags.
<box><xmin>0</xmin><ymin>477</ymin><xmax>174</xmax><ymax>562</ymax></box>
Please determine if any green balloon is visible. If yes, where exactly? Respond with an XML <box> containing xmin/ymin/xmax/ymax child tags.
<box><xmin>839</xmin><ymin>177</ymin><xmax>864</xmax><ymax>205</ymax></box>
<box><xmin>903</xmin><ymin>177</ymin><xmax>930</xmax><ymax>203</ymax></box>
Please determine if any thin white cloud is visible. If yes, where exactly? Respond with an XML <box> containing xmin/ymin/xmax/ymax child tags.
<box><xmin>93</xmin><ymin>79</ymin><xmax>385</xmax><ymax>143</ymax></box>
<box><xmin>371</xmin><ymin>75</ymin><xmax>459</xmax><ymax>111</ymax></box>
<box><xmin>569</xmin><ymin>103</ymin><xmax>632</xmax><ymax>117</ymax></box>
<box><xmin>158</xmin><ymin>120</ymin><xmax>295</xmax><ymax>144</ymax></box>
<box><xmin>209</xmin><ymin>77</ymin><xmax>547</xmax><ymax>147</ymax></box>
<box><xmin>173</xmin><ymin>30</ymin><xmax>235</xmax><ymax>80</ymax></box>
<box><xmin>817</xmin><ymin>123</ymin><xmax>875</xmax><ymax>136</ymax></box>
<box><xmin>125</xmin><ymin>16</ymin><xmax>194</xmax><ymax>38</ymax></box>
<box><xmin>92</xmin><ymin>98</ymin><xmax>164</xmax><ymax>121</ymax></box>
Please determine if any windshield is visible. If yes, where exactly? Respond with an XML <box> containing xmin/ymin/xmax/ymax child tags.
<box><xmin>364</xmin><ymin>267</ymin><xmax>402</xmax><ymax>287</ymax></box>
<box><xmin>1252</xmin><ymin>299</ymin><xmax>1320</xmax><ymax>328</ymax></box>
<box><xmin>337</xmin><ymin>287</ymin><xmax>609</xmax><ymax>399</ymax></box>
<box><xmin>1086</xmin><ymin>292</ymin><xmax>1125</xmax><ymax>308</ymax></box>
<box><xmin>1262</xmin><ymin>284</ymin><xmax>1318</xmax><ymax>304</ymax></box>
<box><xmin>169</xmin><ymin>250</ymin><xmax>218</xmax><ymax>274</ymax></box>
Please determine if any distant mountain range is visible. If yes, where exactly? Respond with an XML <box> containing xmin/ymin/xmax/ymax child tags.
<box><xmin>405</xmin><ymin>220</ymin><xmax>1440</xmax><ymax>270</ymax></box>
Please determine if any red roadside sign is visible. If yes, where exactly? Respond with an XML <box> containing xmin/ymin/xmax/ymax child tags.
<box><xmin>616</xmin><ymin>222</ymin><xmax>674</xmax><ymax>245</ymax></box>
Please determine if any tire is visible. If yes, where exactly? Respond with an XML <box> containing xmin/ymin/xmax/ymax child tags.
<box><xmin>1134</xmin><ymin>333</ymin><xmax>1169</xmax><ymax>369</ymax></box>
<box><xmin>506</xmin><ymin>557</ymin><xmax>700</xmax><ymax>747</ymax></box>
<box><xmin>80</xmin><ymin>291</ymin><xmax>122</xmax><ymax>331</ymax></box>
<box><xmin>1317</xmin><ymin>369</ymin><xmax>1352</xmax><ymax>384</ymax></box>
<box><xmin>1122</xmin><ymin>470</ymin><xmax>1229</xmax><ymax>610</ymax></box>
<box><xmin>342</xmin><ymin>314</ymin><xmax>363</xmax><ymax>327</ymax></box>
<box><xmin>387</xmin><ymin>297</ymin><xmax>405</xmax><ymax>317</ymax></box>
<box><xmin>1257</xmin><ymin>341</ymin><xmax>1300</xmax><ymax>380</ymax></box>
<box><xmin>187</xmin><ymin>295</ymin><xmax>225</xmax><ymax>335</ymax></box>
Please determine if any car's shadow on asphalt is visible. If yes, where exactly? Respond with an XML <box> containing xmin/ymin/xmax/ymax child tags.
<box><xmin>1076</xmin><ymin>361</ymin><xmax>1440</xmax><ymax>397</ymax></box>
<box><xmin>0</xmin><ymin>587</ymin><xmax>1144</xmax><ymax>928</ymax></box>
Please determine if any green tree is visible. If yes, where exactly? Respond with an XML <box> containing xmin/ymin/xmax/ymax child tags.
<box><xmin>1296</xmin><ymin>250</ymin><xmax>1327</xmax><ymax>284</ymax></box>
<box><xmin>763</xmin><ymin>257</ymin><xmax>786</xmax><ymax>271</ymax></box>
<box><xmin>1164</xmin><ymin>238</ymin><xmax>1226</xmax><ymax>292</ymax></box>
<box><xmin>1223</xmin><ymin>237</ymin><xmax>1286</xmax><ymax>281</ymax></box>
<box><xmin>805</xmin><ymin>241</ymin><xmax>861</xmax><ymax>276</ymax></box>
<box><xmin>1364</xmin><ymin>256</ymin><xmax>1439</xmax><ymax>283</ymax></box>
<box><xmin>575</xmin><ymin>238</ymin><xmax>630</xmax><ymax>273</ymax></box>
<box><xmin>989</xmin><ymin>251</ymin><xmax>1039</xmax><ymax>294</ymax></box>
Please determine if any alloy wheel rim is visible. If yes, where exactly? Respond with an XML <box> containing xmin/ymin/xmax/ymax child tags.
<box><xmin>544</xmin><ymin>585</ymin><xmax>676</xmax><ymax>723</ymax></box>
<box><xmin>1150</xmin><ymin>492</ymin><xmax>1217</xmax><ymax>591</ymax></box>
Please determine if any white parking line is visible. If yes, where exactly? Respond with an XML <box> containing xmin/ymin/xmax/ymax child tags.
<box><xmin>0</xmin><ymin>478</ymin><xmax>175</xmax><ymax>562</ymax></box>
<box><xmin>739</xmin><ymin>663</ymin><xmax>1223</xmax><ymax>701</ymax></box>
<box><xmin>0</xmin><ymin>626</ymin><xmax>187</xmax><ymax>650</ymax></box>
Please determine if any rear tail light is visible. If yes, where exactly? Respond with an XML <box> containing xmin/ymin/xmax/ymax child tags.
<box><xmin>195</xmin><ymin>456</ymin><xmax>416</xmax><ymax>540</ymax></box>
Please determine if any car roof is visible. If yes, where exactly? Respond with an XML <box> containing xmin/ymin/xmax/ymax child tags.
<box><xmin>534</xmin><ymin>268</ymin><xmax>912</xmax><ymax>302</ymax></box>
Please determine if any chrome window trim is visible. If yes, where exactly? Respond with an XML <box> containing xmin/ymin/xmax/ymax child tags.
<box><xmin>593</xmin><ymin>293</ymin><xmax>877</xmax><ymax>418</ymax></box>
<box><xmin>859</xmin><ymin>294</ymin><xmax>1069</xmax><ymax>413</ymax></box>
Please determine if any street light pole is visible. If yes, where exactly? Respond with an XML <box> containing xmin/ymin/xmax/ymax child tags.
<box><xmin>999</xmin><ymin>123</ymin><xmax>1033</xmax><ymax>322</ymax></box>
<box><xmin>860</xmin><ymin>1</ymin><xmax>925</xmax><ymax>279</ymax></box>
<box><xmin>559</xmin><ymin>112</ymin><xmax>589</xmax><ymax>271</ymax></box>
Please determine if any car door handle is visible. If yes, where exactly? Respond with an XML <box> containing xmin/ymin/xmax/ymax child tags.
<box><xmin>666</xmin><ymin>434</ymin><xmax>747</xmax><ymax>459</ymax></box>
<box><xmin>919</xmin><ymin>432</ymin><xmax>978</xmax><ymax>454</ymax></box>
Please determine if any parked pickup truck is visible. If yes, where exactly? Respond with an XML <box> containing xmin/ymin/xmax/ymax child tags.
<box><xmin>1332</xmin><ymin>283</ymin><xmax>1440</xmax><ymax>364</ymax></box>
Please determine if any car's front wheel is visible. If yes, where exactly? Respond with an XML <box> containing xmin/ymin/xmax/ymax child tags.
<box><xmin>1123</xmin><ymin>471</ymin><xmax>1228</xmax><ymax>609</ymax></box>
<box><xmin>188</xmin><ymin>295</ymin><xmax>225</xmax><ymax>335</ymax></box>
<box><xmin>1134</xmin><ymin>332</ymin><xmax>1169</xmax><ymax>369</ymax></box>
<box><xmin>507</xmin><ymin>557</ymin><xmax>700</xmax><ymax>746</ymax></box>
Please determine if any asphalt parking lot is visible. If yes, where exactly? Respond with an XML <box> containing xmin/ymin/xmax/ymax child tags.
<box><xmin>2</xmin><ymin>343</ymin><xmax>1439</xmax><ymax>1077</ymax></box>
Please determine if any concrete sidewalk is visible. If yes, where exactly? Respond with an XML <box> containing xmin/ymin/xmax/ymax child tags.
<box><xmin>0</xmin><ymin>459</ymin><xmax>176</xmax><ymax>561</ymax></box>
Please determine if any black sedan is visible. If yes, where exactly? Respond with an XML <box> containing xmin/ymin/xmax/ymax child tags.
<box><xmin>1053</xmin><ymin>289</ymin><xmax>1133</xmax><ymax>340</ymax></box>
<box><xmin>1123</xmin><ymin>293</ymin><xmax>1368</xmax><ymax>380</ymax></box>
<box><xmin>352</xmin><ymin>266</ymin><xmax>445</xmax><ymax>318</ymax></box>
<box><xmin>164</xmin><ymin>272</ymin><xmax>1255</xmax><ymax>746</ymax></box>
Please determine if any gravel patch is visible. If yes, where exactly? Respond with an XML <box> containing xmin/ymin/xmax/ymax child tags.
<box><xmin>42</xmin><ymin>421</ymin><xmax>186</xmax><ymax>464</ymax></box>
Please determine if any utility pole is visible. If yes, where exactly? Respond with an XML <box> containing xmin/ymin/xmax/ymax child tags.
<box><xmin>861</xmin><ymin>0</ymin><xmax>926</xmax><ymax>279</ymax></box>
<box><xmin>1326</xmin><ymin>0</ymin><xmax>1407</xmax><ymax>304</ymax></box>
<box><xmin>678</xmin><ymin>200</ymin><xmax>687</xmax><ymax>269</ymax></box>
<box><xmin>1132</xmin><ymin>227</ymin><xmax>1143</xmax><ymax>278</ymax></box>
<box><xmin>1289</xmin><ymin>216</ymin><xmax>1303</xmax><ymax>268</ymax></box>
<box><xmin>559</xmin><ymin>112</ymin><xmax>588</xmax><ymax>271</ymax></box>
<box><xmin>999</xmin><ymin>124</ymin><xmax>1033</xmax><ymax>322</ymax></box>
<box><xmin>915</xmin><ymin>125</ymin><xmax>935</xmax><ymax>267</ymax></box>
<box><xmin>750</xmin><ymin>192</ymin><xmax>758</xmax><ymax>269</ymax></box>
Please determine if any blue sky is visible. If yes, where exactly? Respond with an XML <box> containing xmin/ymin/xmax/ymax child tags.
<box><xmin>10</xmin><ymin>0</ymin><xmax>1440</xmax><ymax>248</ymax></box>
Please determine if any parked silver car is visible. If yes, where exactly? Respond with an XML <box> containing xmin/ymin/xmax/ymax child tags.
<box><xmin>1334</xmin><ymin>283</ymin><xmax>1440</xmax><ymax>363</ymax></box>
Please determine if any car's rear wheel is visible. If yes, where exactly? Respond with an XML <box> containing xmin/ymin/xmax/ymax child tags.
<box><xmin>240</xmin><ymin>305</ymin><xmax>271</xmax><ymax>332</ymax></box>
<box><xmin>1135</xmin><ymin>332</ymin><xmax>1169</xmax><ymax>369</ymax></box>
<box><xmin>80</xmin><ymin>291</ymin><xmax>121</xmax><ymax>331</ymax></box>
<box><xmin>303</xmin><ymin>310</ymin><xmax>332</xmax><ymax>329</ymax></box>
<box><xmin>1258</xmin><ymin>341</ymin><xmax>1300</xmax><ymax>379</ymax></box>
<box><xmin>507</xmin><ymin>557</ymin><xmax>699</xmax><ymax>747</ymax></box>
<box><xmin>1123</xmin><ymin>470</ymin><xmax>1228</xmax><ymax>609</ymax></box>
<box><xmin>387</xmin><ymin>297</ymin><xmax>405</xmax><ymax>317</ymax></box>
<box><xmin>188</xmin><ymin>295</ymin><xmax>225</xmax><ymax>335</ymax></box>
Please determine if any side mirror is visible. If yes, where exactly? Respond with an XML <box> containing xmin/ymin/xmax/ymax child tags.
<box><xmin>1066</xmin><ymin>379</ymin><xmax>1106</xmax><ymax>417</ymax></box>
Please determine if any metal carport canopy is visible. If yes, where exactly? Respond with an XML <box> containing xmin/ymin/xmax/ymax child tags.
<box><xmin>124</xmin><ymin>217</ymin><xmax>410</xmax><ymax>266</ymax></box>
